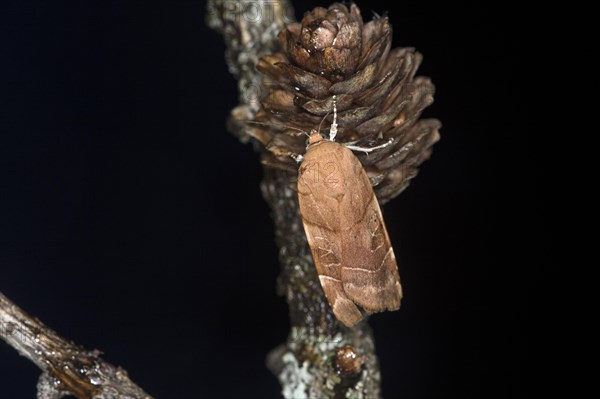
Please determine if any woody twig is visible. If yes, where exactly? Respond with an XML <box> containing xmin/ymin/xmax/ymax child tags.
<box><xmin>0</xmin><ymin>291</ymin><xmax>151</xmax><ymax>399</ymax></box>
<box><xmin>207</xmin><ymin>1</ymin><xmax>385</xmax><ymax>397</ymax></box>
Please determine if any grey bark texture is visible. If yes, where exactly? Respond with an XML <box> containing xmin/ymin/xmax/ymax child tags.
<box><xmin>0</xmin><ymin>292</ymin><xmax>152</xmax><ymax>399</ymax></box>
<box><xmin>208</xmin><ymin>1</ymin><xmax>385</xmax><ymax>398</ymax></box>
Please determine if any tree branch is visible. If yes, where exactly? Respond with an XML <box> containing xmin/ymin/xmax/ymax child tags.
<box><xmin>207</xmin><ymin>1</ymin><xmax>383</xmax><ymax>397</ymax></box>
<box><xmin>0</xmin><ymin>291</ymin><xmax>152</xmax><ymax>399</ymax></box>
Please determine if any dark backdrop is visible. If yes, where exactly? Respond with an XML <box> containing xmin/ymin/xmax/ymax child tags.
<box><xmin>0</xmin><ymin>1</ymin><xmax>532</xmax><ymax>398</ymax></box>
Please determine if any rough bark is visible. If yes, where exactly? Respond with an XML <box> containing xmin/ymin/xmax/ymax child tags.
<box><xmin>208</xmin><ymin>1</ymin><xmax>383</xmax><ymax>397</ymax></box>
<box><xmin>0</xmin><ymin>292</ymin><xmax>151</xmax><ymax>399</ymax></box>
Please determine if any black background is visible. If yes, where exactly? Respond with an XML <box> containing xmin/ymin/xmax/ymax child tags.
<box><xmin>0</xmin><ymin>1</ymin><xmax>532</xmax><ymax>398</ymax></box>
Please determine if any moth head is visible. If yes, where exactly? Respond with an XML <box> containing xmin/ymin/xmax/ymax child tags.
<box><xmin>308</xmin><ymin>129</ymin><xmax>325</xmax><ymax>146</ymax></box>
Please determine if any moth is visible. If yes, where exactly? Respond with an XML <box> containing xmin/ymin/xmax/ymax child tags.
<box><xmin>297</xmin><ymin>97</ymin><xmax>402</xmax><ymax>327</ymax></box>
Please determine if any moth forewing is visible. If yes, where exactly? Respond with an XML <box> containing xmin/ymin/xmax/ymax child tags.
<box><xmin>298</xmin><ymin>136</ymin><xmax>402</xmax><ymax>327</ymax></box>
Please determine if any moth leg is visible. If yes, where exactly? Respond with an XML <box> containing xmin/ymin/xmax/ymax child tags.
<box><xmin>344</xmin><ymin>138</ymin><xmax>394</xmax><ymax>153</ymax></box>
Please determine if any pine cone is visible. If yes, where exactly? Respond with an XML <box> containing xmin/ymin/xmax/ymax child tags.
<box><xmin>234</xmin><ymin>2</ymin><xmax>440</xmax><ymax>203</ymax></box>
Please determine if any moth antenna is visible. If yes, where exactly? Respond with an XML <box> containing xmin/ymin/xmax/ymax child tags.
<box><xmin>345</xmin><ymin>138</ymin><xmax>394</xmax><ymax>153</ymax></box>
<box><xmin>317</xmin><ymin>110</ymin><xmax>332</xmax><ymax>136</ymax></box>
<box><xmin>330</xmin><ymin>95</ymin><xmax>338</xmax><ymax>142</ymax></box>
<box><xmin>299</xmin><ymin>130</ymin><xmax>310</xmax><ymax>138</ymax></box>
<box><xmin>245</xmin><ymin>120</ymin><xmax>309</xmax><ymax>138</ymax></box>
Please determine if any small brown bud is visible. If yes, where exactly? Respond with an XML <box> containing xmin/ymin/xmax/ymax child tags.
<box><xmin>334</xmin><ymin>345</ymin><xmax>363</xmax><ymax>377</ymax></box>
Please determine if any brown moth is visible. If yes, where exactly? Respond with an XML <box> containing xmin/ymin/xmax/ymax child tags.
<box><xmin>297</xmin><ymin>97</ymin><xmax>402</xmax><ymax>327</ymax></box>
